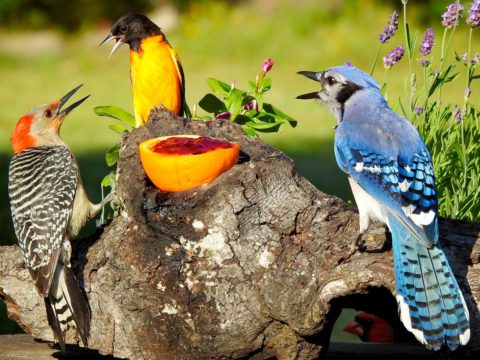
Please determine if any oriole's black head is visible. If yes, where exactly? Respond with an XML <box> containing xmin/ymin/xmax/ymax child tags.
<box><xmin>101</xmin><ymin>13</ymin><xmax>162</xmax><ymax>53</ymax></box>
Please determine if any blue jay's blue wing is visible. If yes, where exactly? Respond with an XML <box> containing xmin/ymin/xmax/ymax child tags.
<box><xmin>334</xmin><ymin>135</ymin><xmax>438</xmax><ymax>247</ymax></box>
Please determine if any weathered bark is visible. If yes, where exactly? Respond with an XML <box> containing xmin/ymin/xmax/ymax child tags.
<box><xmin>1</xmin><ymin>108</ymin><xmax>480</xmax><ymax>359</ymax></box>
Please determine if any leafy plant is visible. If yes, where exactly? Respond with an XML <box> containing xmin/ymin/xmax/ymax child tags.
<box><xmin>194</xmin><ymin>58</ymin><xmax>297</xmax><ymax>136</ymax></box>
<box><xmin>371</xmin><ymin>0</ymin><xmax>480</xmax><ymax>221</ymax></box>
<box><xmin>93</xmin><ymin>105</ymin><xmax>135</xmax><ymax>223</ymax></box>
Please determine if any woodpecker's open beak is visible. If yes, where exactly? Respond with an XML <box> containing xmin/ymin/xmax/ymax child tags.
<box><xmin>99</xmin><ymin>33</ymin><xmax>124</xmax><ymax>58</ymax></box>
<box><xmin>56</xmin><ymin>85</ymin><xmax>90</xmax><ymax>119</ymax></box>
<box><xmin>296</xmin><ymin>71</ymin><xmax>323</xmax><ymax>100</ymax></box>
<box><xmin>342</xmin><ymin>320</ymin><xmax>364</xmax><ymax>337</ymax></box>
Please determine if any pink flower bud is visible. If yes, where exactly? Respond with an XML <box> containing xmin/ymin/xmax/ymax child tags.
<box><xmin>262</xmin><ymin>58</ymin><xmax>274</xmax><ymax>73</ymax></box>
<box><xmin>215</xmin><ymin>112</ymin><xmax>231</xmax><ymax>120</ymax></box>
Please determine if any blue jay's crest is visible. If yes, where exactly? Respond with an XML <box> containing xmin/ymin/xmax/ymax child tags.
<box><xmin>327</xmin><ymin>66</ymin><xmax>381</xmax><ymax>90</ymax></box>
<box><xmin>298</xmin><ymin>65</ymin><xmax>471</xmax><ymax>350</ymax></box>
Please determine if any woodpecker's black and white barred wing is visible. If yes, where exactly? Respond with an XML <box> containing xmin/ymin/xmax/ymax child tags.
<box><xmin>8</xmin><ymin>146</ymin><xmax>79</xmax><ymax>297</ymax></box>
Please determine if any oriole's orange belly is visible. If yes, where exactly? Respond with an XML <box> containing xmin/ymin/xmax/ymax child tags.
<box><xmin>130</xmin><ymin>36</ymin><xmax>183</xmax><ymax>126</ymax></box>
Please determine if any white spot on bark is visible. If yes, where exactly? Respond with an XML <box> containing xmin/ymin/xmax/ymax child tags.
<box><xmin>197</xmin><ymin>229</ymin><xmax>233</xmax><ymax>266</ymax></box>
<box><xmin>157</xmin><ymin>281</ymin><xmax>166</xmax><ymax>291</ymax></box>
<box><xmin>258</xmin><ymin>248</ymin><xmax>274</xmax><ymax>268</ymax></box>
<box><xmin>320</xmin><ymin>280</ymin><xmax>348</xmax><ymax>300</ymax></box>
<box><xmin>192</xmin><ymin>219</ymin><xmax>205</xmax><ymax>231</ymax></box>
<box><xmin>162</xmin><ymin>302</ymin><xmax>178</xmax><ymax>315</ymax></box>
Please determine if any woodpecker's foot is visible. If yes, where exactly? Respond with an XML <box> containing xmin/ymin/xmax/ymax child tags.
<box><xmin>103</xmin><ymin>172</ymin><xmax>121</xmax><ymax>210</ymax></box>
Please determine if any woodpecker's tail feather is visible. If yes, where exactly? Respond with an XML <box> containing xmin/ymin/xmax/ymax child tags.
<box><xmin>388</xmin><ymin>215</ymin><xmax>470</xmax><ymax>351</ymax></box>
<box><xmin>45</xmin><ymin>264</ymin><xmax>91</xmax><ymax>352</ymax></box>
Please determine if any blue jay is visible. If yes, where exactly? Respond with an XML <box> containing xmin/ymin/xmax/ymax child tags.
<box><xmin>297</xmin><ymin>66</ymin><xmax>470</xmax><ymax>351</ymax></box>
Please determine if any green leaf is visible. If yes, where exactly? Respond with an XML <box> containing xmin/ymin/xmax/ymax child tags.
<box><xmin>105</xmin><ymin>143</ymin><xmax>120</xmax><ymax>167</ymax></box>
<box><xmin>245</xmin><ymin>121</ymin><xmax>280</xmax><ymax>129</ymax></box>
<box><xmin>206</xmin><ymin>78</ymin><xmax>231</xmax><ymax>95</ymax></box>
<box><xmin>243</xmin><ymin>126</ymin><xmax>257</xmax><ymax>137</ymax></box>
<box><xmin>263</xmin><ymin>103</ymin><xmax>298</xmax><ymax>127</ymax></box>
<box><xmin>109</xmin><ymin>124</ymin><xmax>128</xmax><ymax>134</ymax></box>
<box><xmin>248</xmin><ymin>81</ymin><xmax>256</xmax><ymax>94</ymax></box>
<box><xmin>225</xmin><ymin>88</ymin><xmax>245</xmax><ymax>120</ymax></box>
<box><xmin>241</xmin><ymin>95</ymin><xmax>256</xmax><ymax>107</ymax></box>
<box><xmin>260</xmin><ymin>77</ymin><xmax>272</xmax><ymax>92</ymax></box>
<box><xmin>184</xmin><ymin>103</ymin><xmax>192</xmax><ymax>119</ymax></box>
<box><xmin>234</xmin><ymin>115</ymin><xmax>251</xmax><ymax>125</ymax></box>
<box><xmin>94</xmin><ymin>105</ymin><xmax>135</xmax><ymax>127</ymax></box>
<box><xmin>256</xmin><ymin>93</ymin><xmax>264</xmax><ymax>111</ymax></box>
<box><xmin>405</xmin><ymin>23</ymin><xmax>412</xmax><ymax>59</ymax></box>
<box><xmin>101</xmin><ymin>173</ymin><xmax>111</xmax><ymax>187</ymax></box>
<box><xmin>428</xmin><ymin>65</ymin><xmax>459</xmax><ymax>97</ymax></box>
<box><xmin>198</xmin><ymin>94</ymin><xmax>226</xmax><ymax>113</ymax></box>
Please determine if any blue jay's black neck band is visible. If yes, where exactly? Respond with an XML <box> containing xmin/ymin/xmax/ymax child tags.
<box><xmin>336</xmin><ymin>82</ymin><xmax>363</xmax><ymax>105</ymax></box>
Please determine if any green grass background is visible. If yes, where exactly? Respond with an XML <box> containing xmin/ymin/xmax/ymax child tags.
<box><xmin>0</xmin><ymin>0</ymin><xmax>479</xmax><ymax>341</ymax></box>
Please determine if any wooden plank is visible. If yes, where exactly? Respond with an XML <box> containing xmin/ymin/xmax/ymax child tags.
<box><xmin>0</xmin><ymin>334</ymin><xmax>115</xmax><ymax>360</ymax></box>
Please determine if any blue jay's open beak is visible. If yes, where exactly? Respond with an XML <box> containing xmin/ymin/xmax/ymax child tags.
<box><xmin>296</xmin><ymin>71</ymin><xmax>323</xmax><ymax>99</ymax></box>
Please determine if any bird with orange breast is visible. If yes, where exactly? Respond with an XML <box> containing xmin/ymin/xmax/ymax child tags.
<box><xmin>101</xmin><ymin>13</ymin><xmax>185</xmax><ymax>126</ymax></box>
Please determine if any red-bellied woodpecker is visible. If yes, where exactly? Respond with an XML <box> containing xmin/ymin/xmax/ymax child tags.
<box><xmin>8</xmin><ymin>85</ymin><xmax>114</xmax><ymax>351</ymax></box>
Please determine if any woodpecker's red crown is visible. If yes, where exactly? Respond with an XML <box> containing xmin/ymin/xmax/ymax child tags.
<box><xmin>11</xmin><ymin>85</ymin><xmax>89</xmax><ymax>154</ymax></box>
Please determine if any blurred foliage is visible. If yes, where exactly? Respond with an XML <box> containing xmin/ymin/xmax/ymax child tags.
<box><xmin>0</xmin><ymin>0</ymin><xmax>153</xmax><ymax>31</ymax></box>
<box><xmin>0</xmin><ymin>0</ymin><xmax>473</xmax><ymax>32</ymax></box>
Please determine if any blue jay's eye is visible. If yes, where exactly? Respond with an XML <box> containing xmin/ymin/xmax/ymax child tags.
<box><xmin>326</xmin><ymin>76</ymin><xmax>337</xmax><ymax>86</ymax></box>
<box><xmin>44</xmin><ymin>109</ymin><xmax>52</xmax><ymax>118</ymax></box>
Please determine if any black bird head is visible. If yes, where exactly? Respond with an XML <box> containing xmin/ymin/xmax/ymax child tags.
<box><xmin>100</xmin><ymin>13</ymin><xmax>162</xmax><ymax>55</ymax></box>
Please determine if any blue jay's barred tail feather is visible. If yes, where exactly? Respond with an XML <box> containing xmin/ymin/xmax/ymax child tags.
<box><xmin>388</xmin><ymin>215</ymin><xmax>470</xmax><ymax>351</ymax></box>
<box><xmin>45</xmin><ymin>264</ymin><xmax>91</xmax><ymax>351</ymax></box>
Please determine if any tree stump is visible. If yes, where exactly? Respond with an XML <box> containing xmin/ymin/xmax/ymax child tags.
<box><xmin>1</xmin><ymin>108</ymin><xmax>480</xmax><ymax>359</ymax></box>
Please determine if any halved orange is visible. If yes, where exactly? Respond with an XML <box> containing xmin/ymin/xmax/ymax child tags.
<box><xmin>139</xmin><ymin>135</ymin><xmax>240</xmax><ymax>192</ymax></box>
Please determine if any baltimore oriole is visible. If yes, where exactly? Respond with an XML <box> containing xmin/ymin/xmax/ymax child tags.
<box><xmin>101</xmin><ymin>13</ymin><xmax>185</xmax><ymax>126</ymax></box>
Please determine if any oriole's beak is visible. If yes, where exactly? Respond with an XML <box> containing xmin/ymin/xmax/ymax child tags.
<box><xmin>100</xmin><ymin>33</ymin><xmax>124</xmax><ymax>58</ymax></box>
<box><xmin>56</xmin><ymin>85</ymin><xmax>90</xmax><ymax>118</ymax></box>
<box><xmin>296</xmin><ymin>71</ymin><xmax>323</xmax><ymax>99</ymax></box>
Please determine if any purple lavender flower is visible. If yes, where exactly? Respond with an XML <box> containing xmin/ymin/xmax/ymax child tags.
<box><xmin>379</xmin><ymin>10</ymin><xmax>400</xmax><ymax>44</ymax></box>
<box><xmin>344</xmin><ymin>61</ymin><xmax>354</xmax><ymax>67</ymax></box>
<box><xmin>474</xmin><ymin>52</ymin><xmax>480</xmax><ymax>64</ymax></box>
<box><xmin>419</xmin><ymin>28</ymin><xmax>435</xmax><ymax>55</ymax></box>
<box><xmin>419</xmin><ymin>58</ymin><xmax>431</xmax><ymax>66</ymax></box>
<box><xmin>442</xmin><ymin>3</ymin><xmax>464</xmax><ymax>28</ymax></box>
<box><xmin>461</xmin><ymin>52</ymin><xmax>480</xmax><ymax>65</ymax></box>
<box><xmin>453</xmin><ymin>106</ymin><xmax>463</xmax><ymax>122</ymax></box>
<box><xmin>418</xmin><ymin>28</ymin><xmax>435</xmax><ymax>67</ymax></box>
<box><xmin>466</xmin><ymin>0</ymin><xmax>480</xmax><ymax>27</ymax></box>
<box><xmin>414</xmin><ymin>107</ymin><xmax>424</xmax><ymax>115</ymax></box>
<box><xmin>383</xmin><ymin>45</ymin><xmax>405</xmax><ymax>69</ymax></box>
<box><xmin>262</xmin><ymin>58</ymin><xmax>274</xmax><ymax>73</ymax></box>
<box><xmin>215</xmin><ymin>112</ymin><xmax>231</xmax><ymax>120</ymax></box>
